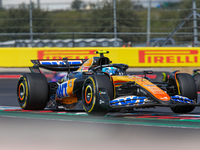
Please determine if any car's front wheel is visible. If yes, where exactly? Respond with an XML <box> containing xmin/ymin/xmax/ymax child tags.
<box><xmin>82</xmin><ymin>75</ymin><xmax>114</xmax><ymax>115</ymax></box>
<box><xmin>170</xmin><ymin>73</ymin><xmax>197</xmax><ymax>113</ymax></box>
<box><xmin>193</xmin><ymin>74</ymin><xmax>200</xmax><ymax>92</ymax></box>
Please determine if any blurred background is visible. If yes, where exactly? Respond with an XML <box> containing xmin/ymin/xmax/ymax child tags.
<box><xmin>0</xmin><ymin>0</ymin><xmax>199</xmax><ymax>47</ymax></box>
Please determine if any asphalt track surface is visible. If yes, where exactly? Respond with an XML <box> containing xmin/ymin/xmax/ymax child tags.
<box><xmin>2</xmin><ymin>77</ymin><xmax>200</xmax><ymax>150</ymax></box>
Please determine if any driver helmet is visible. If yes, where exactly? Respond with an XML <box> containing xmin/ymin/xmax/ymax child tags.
<box><xmin>102</xmin><ymin>67</ymin><xmax>118</xmax><ymax>75</ymax></box>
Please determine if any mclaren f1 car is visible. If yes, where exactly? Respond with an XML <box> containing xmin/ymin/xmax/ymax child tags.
<box><xmin>17</xmin><ymin>50</ymin><xmax>197</xmax><ymax>115</ymax></box>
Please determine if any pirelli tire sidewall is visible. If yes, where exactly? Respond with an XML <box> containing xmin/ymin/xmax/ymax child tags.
<box><xmin>17</xmin><ymin>75</ymin><xmax>28</xmax><ymax>108</ymax></box>
<box><xmin>17</xmin><ymin>73</ymin><xmax>49</xmax><ymax>110</ymax></box>
<box><xmin>82</xmin><ymin>75</ymin><xmax>113</xmax><ymax>115</ymax></box>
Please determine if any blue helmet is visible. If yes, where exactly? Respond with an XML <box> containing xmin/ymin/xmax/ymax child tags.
<box><xmin>102</xmin><ymin>67</ymin><xmax>118</xmax><ymax>75</ymax></box>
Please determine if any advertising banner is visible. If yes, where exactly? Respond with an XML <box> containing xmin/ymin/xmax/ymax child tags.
<box><xmin>0</xmin><ymin>47</ymin><xmax>199</xmax><ymax>67</ymax></box>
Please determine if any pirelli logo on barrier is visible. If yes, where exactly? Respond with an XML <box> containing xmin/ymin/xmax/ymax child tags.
<box><xmin>139</xmin><ymin>50</ymin><xmax>198</xmax><ymax>64</ymax></box>
<box><xmin>37</xmin><ymin>50</ymin><xmax>97</xmax><ymax>59</ymax></box>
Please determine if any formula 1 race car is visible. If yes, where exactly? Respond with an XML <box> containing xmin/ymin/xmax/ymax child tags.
<box><xmin>17</xmin><ymin>50</ymin><xmax>197</xmax><ymax>115</ymax></box>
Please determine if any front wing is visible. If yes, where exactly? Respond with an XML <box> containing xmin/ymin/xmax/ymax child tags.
<box><xmin>100</xmin><ymin>94</ymin><xmax>196</xmax><ymax>109</ymax></box>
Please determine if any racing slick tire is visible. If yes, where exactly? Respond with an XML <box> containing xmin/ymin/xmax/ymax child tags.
<box><xmin>82</xmin><ymin>75</ymin><xmax>114</xmax><ymax>115</ymax></box>
<box><xmin>193</xmin><ymin>74</ymin><xmax>200</xmax><ymax>92</ymax></box>
<box><xmin>170</xmin><ymin>73</ymin><xmax>197</xmax><ymax>113</ymax></box>
<box><xmin>17</xmin><ymin>73</ymin><xmax>49</xmax><ymax>110</ymax></box>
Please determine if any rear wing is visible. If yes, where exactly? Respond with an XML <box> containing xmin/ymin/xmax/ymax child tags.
<box><xmin>29</xmin><ymin>58</ymin><xmax>87</xmax><ymax>73</ymax></box>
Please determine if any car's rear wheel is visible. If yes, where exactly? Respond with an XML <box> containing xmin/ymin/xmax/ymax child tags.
<box><xmin>170</xmin><ymin>73</ymin><xmax>197</xmax><ymax>113</ymax></box>
<box><xmin>82</xmin><ymin>75</ymin><xmax>114</xmax><ymax>115</ymax></box>
<box><xmin>17</xmin><ymin>73</ymin><xmax>49</xmax><ymax>110</ymax></box>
